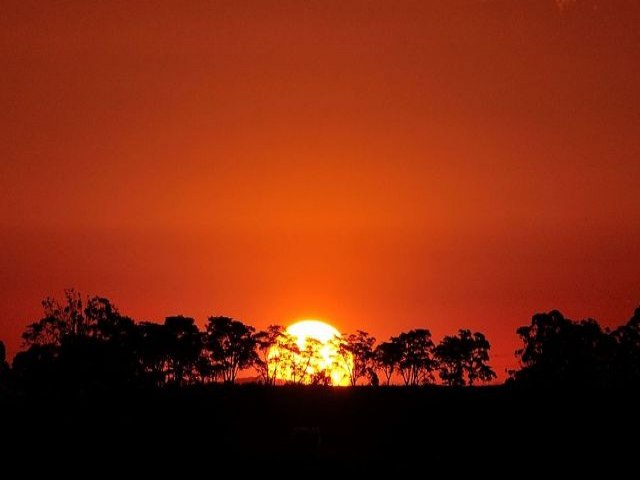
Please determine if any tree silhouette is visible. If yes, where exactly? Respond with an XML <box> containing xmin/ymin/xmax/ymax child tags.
<box><xmin>297</xmin><ymin>337</ymin><xmax>326</xmax><ymax>385</ymax></box>
<box><xmin>394</xmin><ymin>329</ymin><xmax>436</xmax><ymax>386</ymax></box>
<box><xmin>163</xmin><ymin>316</ymin><xmax>202</xmax><ymax>386</ymax></box>
<box><xmin>17</xmin><ymin>292</ymin><xmax>144</xmax><ymax>390</ymax></box>
<box><xmin>611</xmin><ymin>307</ymin><xmax>640</xmax><ymax>383</ymax></box>
<box><xmin>435</xmin><ymin>334</ymin><xmax>464</xmax><ymax>386</ymax></box>
<box><xmin>22</xmin><ymin>289</ymin><xmax>86</xmax><ymax>343</ymax></box>
<box><xmin>204</xmin><ymin>316</ymin><xmax>257</xmax><ymax>384</ymax></box>
<box><xmin>138</xmin><ymin>321</ymin><xmax>172</xmax><ymax>386</ymax></box>
<box><xmin>16</xmin><ymin>290</ymin><xmax>640</xmax><ymax>392</ymax></box>
<box><xmin>336</xmin><ymin>330</ymin><xmax>376</xmax><ymax>386</ymax></box>
<box><xmin>277</xmin><ymin>335</ymin><xmax>324</xmax><ymax>385</ymax></box>
<box><xmin>22</xmin><ymin>292</ymin><xmax>131</xmax><ymax>346</ymax></box>
<box><xmin>21</xmin><ymin>314</ymin><xmax>66</xmax><ymax>347</ymax></box>
<box><xmin>21</xmin><ymin>291</ymin><xmax>82</xmax><ymax>347</ymax></box>
<box><xmin>374</xmin><ymin>340</ymin><xmax>402</xmax><ymax>386</ymax></box>
<box><xmin>513</xmin><ymin>310</ymin><xmax>613</xmax><ymax>385</ymax></box>
<box><xmin>194</xmin><ymin>348</ymin><xmax>219</xmax><ymax>384</ymax></box>
<box><xmin>277</xmin><ymin>335</ymin><xmax>303</xmax><ymax>384</ymax></box>
<box><xmin>435</xmin><ymin>329</ymin><xmax>496</xmax><ymax>386</ymax></box>
<box><xmin>253</xmin><ymin>325</ymin><xmax>286</xmax><ymax>385</ymax></box>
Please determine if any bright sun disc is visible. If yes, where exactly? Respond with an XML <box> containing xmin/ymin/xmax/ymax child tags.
<box><xmin>269</xmin><ymin>320</ymin><xmax>353</xmax><ymax>386</ymax></box>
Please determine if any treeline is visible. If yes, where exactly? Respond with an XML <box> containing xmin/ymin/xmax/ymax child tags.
<box><xmin>0</xmin><ymin>291</ymin><xmax>494</xmax><ymax>390</ymax></box>
<box><xmin>1</xmin><ymin>290</ymin><xmax>639</xmax><ymax>392</ymax></box>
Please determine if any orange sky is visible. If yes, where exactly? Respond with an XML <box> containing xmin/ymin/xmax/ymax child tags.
<box><xmin>1</xmin><ymin>1</ymin><xmax>639</xmax><ymax>378</ymax></box>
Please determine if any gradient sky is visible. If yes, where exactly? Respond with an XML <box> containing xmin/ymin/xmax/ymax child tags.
<box><xmin>1</xmin><ymin>1</ymin><xmax>639</xmax><ymax>378</ymax></box>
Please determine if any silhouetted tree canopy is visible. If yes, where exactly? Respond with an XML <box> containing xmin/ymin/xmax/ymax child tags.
<box><xmin>204</xmin><ymin>316</ymin><xmax>257</xmax><ymax>384</ymax></box>
<box><xmin>296</xmin><ymin>337</ymin><xmax>327</xmax><ymax>384</ymax></box>
<box><xmin>15</xmin><ymin>291</ymin><xmax>144</xmax><ymax>390</ymax></box>
<box><xmin>275</xmin><ymin>335</ymin><xmax>326</xmax><ymax>385</ymax></box>
<box><xmin>137</xmin><ymin>321</ymin><xmax>172</xmax><ymax>386</ymax></box>
<box><xmin>374</xmin><ymin>341</ymin><xmax>403</xmax><ymax>386</ymax></box>
<box><xmin>435</xmin><ymin>329</ymin><xmax>496</xmax><ymax>386</ymax></box>
<box><xmin>512</xmin><ymin>310</ymin><xmax>623</xmax><ymax>386</ymax></box>
<box><xmin>336</xmin><ymin>330</ymin><xmax>376</xmax><ymax>386</ymax></box>
<box><xmin>393</xmin><ymin>329</ymin><xmax>436</xmax><ymax>386</ymax></box>
<box><xmin>610</xmin><ymin>308</ymin><xmax>640</xmax><ymax>382</ymax></box>
<box><xmin>6</xmin><ymin>290</ymin><xmax>640</xmax><ymax>392</ymax></box>
<box><xmin>163</xmin><ymin>316</ymin><xmax>202</xmax><ymax>386</ymax></box>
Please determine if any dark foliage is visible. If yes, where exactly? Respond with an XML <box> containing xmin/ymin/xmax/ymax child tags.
<box><xmin>435</xmin><ymin>329</ymin><xmax>496</xmax><ymax>386</ymax></box>
<box><xmin>204</xmin><ymin>316</ymin><xmax>257</xmax><ymax>384</ymax></box>
<box><xmin>2</xmin><ymin>292</ymin><xmax>640</xmax><ymax>395</ymax></box>
<box><xmin>512</xmin><ymin>309</ymin><xmax>640</xmax><ymax>386</ymax></box>
<box><xmin>374</xmin><ymin>340</ymin><xmax>403</xmax><ymax>386</ymax></box>
<box><xmin>393</xmin><ymin>329</ymin><xmax>436</xmax><ymax>386</ymax></box>
<box><xmin>7</xmin><ymin>292</ymin><xmax>258</xmax><ymax>391</ymax></box>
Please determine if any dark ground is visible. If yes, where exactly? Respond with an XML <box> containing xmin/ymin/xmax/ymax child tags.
<box><xmin>1</xmin><ymin>385</ymin><xmax>637</xmax><ymax>473</ymax></box>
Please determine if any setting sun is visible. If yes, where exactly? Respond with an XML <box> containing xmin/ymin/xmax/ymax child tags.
<box><xmin>269</xmin><ymin>320</ymin><xmax>353</xmax><ymax>386</ymax></box>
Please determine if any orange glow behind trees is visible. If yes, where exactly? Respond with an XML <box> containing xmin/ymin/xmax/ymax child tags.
<box><xmin>268</xmin><ymin>320</ymin><xmax>353</xmax><ymax>386</ymax></box>
<box><xmin>1</xmin><ymin>2</ymin><xmax>640</xmax><ymax>379</ymax></box>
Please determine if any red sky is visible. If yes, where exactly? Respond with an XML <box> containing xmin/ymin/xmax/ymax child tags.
<box><xmin>1</xmin><ymin>1</ymin><xmax>639</xmax><ymax>378</ymax></box>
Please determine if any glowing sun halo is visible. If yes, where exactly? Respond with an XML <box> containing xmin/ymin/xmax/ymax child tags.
<box><xmin>269</xmin><ymin>320</ymin><xmax>353</xmax><ymax>386</ymax></box>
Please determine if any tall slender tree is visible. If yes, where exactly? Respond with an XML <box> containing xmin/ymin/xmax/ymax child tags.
<box><xmin>253</xmin><ymin>325</ymin><xmax>286</xmax><ymax>385</ymax></box>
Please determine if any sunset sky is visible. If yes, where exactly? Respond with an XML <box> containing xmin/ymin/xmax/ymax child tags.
<box><xmin>1</xmin><ymin>1</ymin><xmax>639</xmax><ymax>377</ymax></box>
